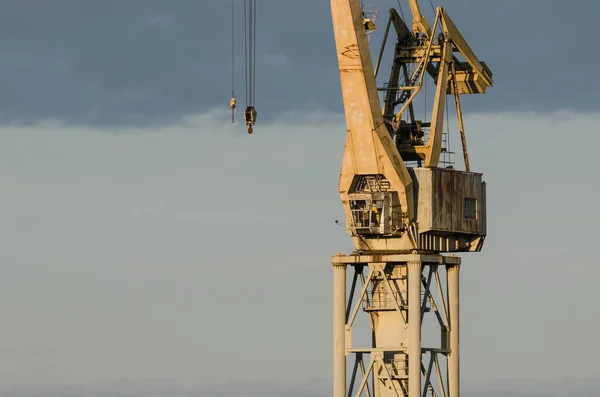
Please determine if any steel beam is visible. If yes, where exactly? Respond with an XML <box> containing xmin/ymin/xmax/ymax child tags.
<box><xmin>333</xmin><ymin>263</ymin><xmax>347</xmax><ymax>397</ymax></box>
<box><xmin>447</xmin><ymin>265</ymin><xmax>460</xmax><ymax>397</ymax></box>
<box><xmin>408</xmin><ymin>261</ymin><xmax>422</xmax><ymax>397</ymax></box>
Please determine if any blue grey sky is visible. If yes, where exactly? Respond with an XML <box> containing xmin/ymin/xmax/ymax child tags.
<box><xmin>0</xmin><ymin>1</ymin><xmax>599</xmax><ymax>397</ymax></box>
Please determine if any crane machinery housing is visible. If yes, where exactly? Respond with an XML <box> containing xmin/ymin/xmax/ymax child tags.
<box><xmin>329</xmin><ymin>1</ymin><xmax>492</xmax><ymax>397</ymax></box>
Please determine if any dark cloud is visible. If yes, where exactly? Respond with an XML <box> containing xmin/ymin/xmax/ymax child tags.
<box><xmin>0</xmin><ymin>0</ymin><xmax>597</xmax><ymax>126</ymax></box>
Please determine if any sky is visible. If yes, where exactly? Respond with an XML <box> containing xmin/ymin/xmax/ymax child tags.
<box><xmin>0</xmin><ymin>1</ymin><xmax>599</xmax><ymax>396</ymax></box>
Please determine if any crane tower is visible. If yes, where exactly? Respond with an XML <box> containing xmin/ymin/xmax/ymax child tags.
<box><xmin>329</xmin><ymin>1</ymin><xmax>493</xmax><ymax>397</ymax></box>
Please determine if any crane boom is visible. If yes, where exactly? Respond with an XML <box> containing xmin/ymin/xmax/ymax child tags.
<box><xmin>331</xmin><ymin>0</ymin><xmax>415</xmax><ymax>251</ymax></box>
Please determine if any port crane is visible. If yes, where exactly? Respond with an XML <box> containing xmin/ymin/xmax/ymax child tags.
<box><xmin>329</xmin><ymin>1</ymin><xmax>492</xmax><ymax>397</ymax></box>
<box><xmin>229</xmin><ymin>0</ymin><xmax>493</xmax><ymax>396</ymax></box>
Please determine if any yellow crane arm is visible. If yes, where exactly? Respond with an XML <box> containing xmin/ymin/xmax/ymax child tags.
<box><xmin>440</xmin><ymin>9</ymin><xmax>493</xmax><ymax>87</ymax></box>
<box><xmin>389</xmin><ymin>6</ymin><xmax>493</xmax><ymax>168</ymax></box>
<box><xmin>407</xmin><ymin>0</ymin><xmax>431</xmax><ymax>37</ymax></box>
<box><xmin>330</xmin><ymin>0</ymin><xmax>415</xmax><ymax>225</ymax></box>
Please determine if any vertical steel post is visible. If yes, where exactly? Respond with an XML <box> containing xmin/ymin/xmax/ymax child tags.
<box><xmin>408</xmin><ymin>261</ymin><xmax>422</xmax><ymax>397</ymax></box>
<box><xmin>333</xmin><ymin>263</ymin><xmax>347</xmax><ymax>397</ymax></box>
<box><xmin>447</xmin><ymin>264</ymin><xmax>460</xmax><ymax>397</ymax></box>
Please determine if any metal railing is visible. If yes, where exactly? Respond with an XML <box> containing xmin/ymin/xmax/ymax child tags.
<box><xmin>364</xmin><ymin>289</ymin><xmax>431</xmax><ymax>311</ymax></box>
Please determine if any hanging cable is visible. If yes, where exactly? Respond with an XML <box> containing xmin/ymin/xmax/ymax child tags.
<box><xmin>243</xmin><ymin>0</ymin><xmax>257</xmax><ymax>134</ymax></box>
<box><xmin>444</xmin><ymin>95</ymin><xmax>451</xmax><ymax>167</ymax></box>
<box><xmin>253</xmin><ymin>1</ymin><xmax>257</xmax><ymax>106</ymax></box>
<box><xmin>244</xmin><ymin>0</ymin><xmax>249</xmax><ymax>105</ymax></box>
<box><xmin>244</xmin><ymin>0</ymin><xmax>247</xmax><ymax>104</ymax></box>
<box><xmin>396</xmin><ymin>0</ymin><xmax>406</xmax><ymax>23</ymax></box>
<box><xmin>428</xmin><ymin>0</ymin><xmax>436</xmax><ymax>14</ymax></box>
<box><xmin>229</xmin><ymin>0</ymin><xmax>236</xmax><ymax>123</ymax></box>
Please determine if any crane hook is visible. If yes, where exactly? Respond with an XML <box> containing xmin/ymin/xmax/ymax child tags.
<box><xmin>244</xmin><ymin>106</ymin><xmax>257</xmax><ymax>134</ymax></box>
<box><xmin>229</xmin><ymin>96</ymin><xmax>236</xmax><ymax>123</ymax></box>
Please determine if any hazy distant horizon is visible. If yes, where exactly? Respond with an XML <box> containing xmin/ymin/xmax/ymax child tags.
<box><xmin>3</xmin><ymin>377</ymin><xmax>600</xmax><ymax>397</ymax></box>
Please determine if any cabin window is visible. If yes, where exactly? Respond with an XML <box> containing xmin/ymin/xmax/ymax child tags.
<box><xmin>350</xmin><ymin>199</ymin><xmax>385</xmax><ymax>233</ymax></box>
<box><xmin>464</xmin><ymin>198</ymin><xmax>477</xmax><ymax>219</ymax></box>
<box><xmin>350</xmin><ymin>200</ymin><xmax>371</xmax><ymax>229</ymax></box>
